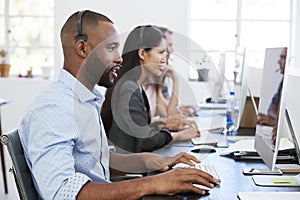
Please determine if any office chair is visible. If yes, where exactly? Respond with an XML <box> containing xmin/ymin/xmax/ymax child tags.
<box><xmin>0</xmin><ymin>129</ymin><xmax>39</xmax><ymax>200</ymax></box>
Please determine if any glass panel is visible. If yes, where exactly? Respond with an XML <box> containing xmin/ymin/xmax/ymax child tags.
<box><xmin>9</xmin><ymin>47</ymin><xmax>54</xmax><ymax>75</ymax></box>
<box><xmin>9</xmin><ymin>17</ymin><xmax>54</xmax><ymax>46</ymax></box>
<box><xmin>191</xmin><ymin>0</ymin><xmax>237</xmax><ymax>20</ymax></box>
<box><xmin>241</xmin><ymin>0</ymin><xmax>290</xmax><ymax>20</ymax></box>
<box><xmin>0</xmin><ymin>17</ymin><xmax>4</xmax><ymax>46</ymax></box>
<box><xmin>10</xmin><ymin>0</ymin><xmax>54</xmax><ymax>15</ymax></box>
<box><xmin>191</xmin><ymin>21</ymin><xmax>236</xmax><ymax>51</ymax></box>
<box><xmin>240</xmin><ymin>21</ymin><xmax>290</xmax><ymax>51</ymax></box>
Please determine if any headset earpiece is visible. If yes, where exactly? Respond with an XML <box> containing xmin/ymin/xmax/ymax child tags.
<box><xmin>75</xmin><ymin>10</ymin><xmax>88</xmax><ymax>42</ymax></box>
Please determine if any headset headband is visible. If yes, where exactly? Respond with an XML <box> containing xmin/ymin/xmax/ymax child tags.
<box><xmin>75</xmin><ymin>10</ymin><xmax>88</xmax><ymax>42</ymax></box>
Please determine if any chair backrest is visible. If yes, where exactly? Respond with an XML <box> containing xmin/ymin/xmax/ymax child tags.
<box><xmin>0</xmin><ymin>129</ymin><xmax>39</xmax><ymax>200</ymax></box>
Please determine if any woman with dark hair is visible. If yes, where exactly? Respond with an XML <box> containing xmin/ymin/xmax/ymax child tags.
<box><xmin>101</xmin><ymin>25</ymin><xmax>199</xmax><ymax>153</ymax></box>
<box><xmin>143</xmin><ymin>26</ymin><xmax>197</xmax><ymax>119</ymax></box>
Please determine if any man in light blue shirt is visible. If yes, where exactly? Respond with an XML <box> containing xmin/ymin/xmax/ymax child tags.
<box><xmin>19</xmin><ymin>10</ymin><xmax>216</xmax><ymax>199</ymax></box>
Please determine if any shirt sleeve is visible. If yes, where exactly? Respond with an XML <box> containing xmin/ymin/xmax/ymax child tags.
<box><xmin>25</xmin><ymin>103</ymin><xmax>91</xmax><ymax>199</ymax></box>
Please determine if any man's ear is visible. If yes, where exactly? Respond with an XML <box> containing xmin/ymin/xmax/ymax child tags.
<box><xmin>138</xmin><ymin>49</ymin><xmax>145</xmax><ymax>60</ymax></box>
<box><xmin>74</xmin><ymin>40</ymin><xmax>87</xmax><ymax>58</ymax></box>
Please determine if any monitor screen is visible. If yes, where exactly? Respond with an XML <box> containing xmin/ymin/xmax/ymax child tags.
<box><xmin>254</xmin><ymin>47</ymin><xmax>288</xmax><ymax>170</ymax></box>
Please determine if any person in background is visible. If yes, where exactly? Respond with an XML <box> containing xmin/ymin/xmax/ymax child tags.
<box><xmin>143</xmin><ymin>27</ymin><xmax>197</xmax><ymax>120</ymax></box>
<box><xmin>257</xmin><ymin>47</ymin><xmax>287</xmax><ymax>145</ymax></box>
<box><xmin>257</xmin><ymin>47</ymin><xmax>287</xmax><ymax>126</ymax></box>
<box><xmin>18</xmin><ymin>11</ymin><xmax>216</xmax><ymax>199</ymax></box>
<box><xmin>102</xmin><ymin>25</ymin><xmax>200</xmax><ymax>153</ymax></box>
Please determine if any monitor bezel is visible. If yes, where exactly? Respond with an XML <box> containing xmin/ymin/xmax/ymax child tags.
<box><xmin>285</xmin><ymin>108</ymin><xmax>300</xmax><ymax>165</ymax></box>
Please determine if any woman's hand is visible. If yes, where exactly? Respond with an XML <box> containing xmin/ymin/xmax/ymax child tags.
<box><xmin>171</xmin><ymin>127</ymin><xmax>200</xmax><ymax>141</ymax></box>
<box><xmin>163</xmin><ymin>65</ymin><xmax>177</xmax><ymax>81</ymax></box>
<box><xmin>163</xmin><ymin>114</ymin><xmax>198</xmax><ymax>131</ymax></box>
<box><xmin>142</xmin><ymin>152</ymin><xmax>200</xmax><ymax>172</ymax></box>
<box><xmin>180</xmin><ymin>105</ymin><xmax>197</xmax><ymax>117</ymax></box>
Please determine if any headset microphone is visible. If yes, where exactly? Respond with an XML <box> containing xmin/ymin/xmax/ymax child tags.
<box><xmin>116</xmin><ymin>64</ymin><xmax>123</xmax><ymax>69</ymax></box>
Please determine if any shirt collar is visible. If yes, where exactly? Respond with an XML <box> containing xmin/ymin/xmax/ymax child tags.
<box><xmin>59</xmin><ymin>69</ymin><xmax>104</xmax><ymax>103</ymax></box>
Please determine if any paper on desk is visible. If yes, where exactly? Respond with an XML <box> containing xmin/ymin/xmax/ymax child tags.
<box><xmin>220</xmin><ymin>138</ymin><xmax>294</xmax><ymax>156</ymax></box>
<box><xmin>220</xmin><ymin>139</ymin><xmax>255</xmax><ymax>156</ymax></box>
<box><xmin>238</xmin><ymin>192</ymin><xmax>300</xmax><ymax>200</ymax></box>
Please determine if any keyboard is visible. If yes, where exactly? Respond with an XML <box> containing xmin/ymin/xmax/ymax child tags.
<box><xmin>275</xmin><ymin>164</ymin><xmax>300</xmax><ymax>173</ymax></box>
<box><xmin>191</xmin><ymin>164</ymin><xmax>221</xmax><ymax>185</ymax></box>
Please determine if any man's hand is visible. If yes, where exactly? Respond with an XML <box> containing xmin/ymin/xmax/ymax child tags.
<box><xmin>147</xmin><ymin>168</ymin><xmax>217</xmax><ymax>196</ymax></box>
<box><xmin>257</xmin><ymin>112</ymin><xmax>277</xmax><ymax>126</ymax></box>
<box><xmin>77</xmin><ymin>167</ymin><xmax>216</xmax><ymax>199</ymax></box>
<box><xmin>142</xmin><ymin>152</ymin><xmax>200</xmax><ymax>172</ymax></box>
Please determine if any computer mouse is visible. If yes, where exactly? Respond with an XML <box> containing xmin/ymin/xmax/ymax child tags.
<box><xmin>206</xmin><ymin>97</ymin><xmax>212</xmax><ymax>103</ymax></box>
<box><xmin>190</xmin><ymin>145</ymin><xmax>216</xmax><ymax>153</ymax></box>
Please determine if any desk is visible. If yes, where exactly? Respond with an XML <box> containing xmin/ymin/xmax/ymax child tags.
<box><xmin>143</xmin><ymin>138</ymin><xmax>299</xmax><ymax>199</ymax></box>
<box><xmin>0</xmin><ymin>98</ymin><xmax>9</xmax><ymax>194</ymax></box>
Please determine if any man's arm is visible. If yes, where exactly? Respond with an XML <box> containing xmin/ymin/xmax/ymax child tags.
<box><xmin>109</xmin><ymin>151</ymin><xmax>200</xmax><ymax>173</ymax></box>
<box><xmin>77</xmin><ymin>168</ymin><xmax>216</xmax><ymax>200</ymax></box>
<box><xmin>257</xmin><ymin>112</ymin><xmax>277</xmax><ymax>126</ymax></box>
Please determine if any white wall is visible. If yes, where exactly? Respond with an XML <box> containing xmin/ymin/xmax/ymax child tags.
<box><xmin>54</xmin><ymin>0</ymin><xmax>189</xmax><ymax>75</ymax></box>
<box><xmin>0</xmin><ymin>78</ymin><xmax>53</xmax><ymax>132</ymax></box>
<box><xmin>291</xmin><ymin>0</ymin><xmax>300</xmax><ymax>69</ymax></box>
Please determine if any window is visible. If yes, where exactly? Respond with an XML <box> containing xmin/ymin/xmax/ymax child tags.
<box><xmin>0</xmin><ymin>0</ymin><xmax>55</xmax><ymax>76</ymax></box>
<box><xmin>189</xmin><ymin>0</ymin><xmax>291</xmax><ymax>80</ymax></box>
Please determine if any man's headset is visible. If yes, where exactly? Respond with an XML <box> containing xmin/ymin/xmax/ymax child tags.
<box><xmin>74</xmin><ymin>10</ymin><xmax>123</xmax><ymax>69</ymax></box>
<box><xmin>75</xmin><ymin>10</ymin><xmax>89</xmax><ymax>42</ymax></box>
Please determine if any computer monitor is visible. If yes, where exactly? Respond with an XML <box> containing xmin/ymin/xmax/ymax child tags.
<box><xmin>254</xmin><ymin>47</ymin><xmax>288</xmax><ymax>170</ymax></box>
<box><xmin>272</xmin><ymin>67</ymin><xmax>300</xmax><ymax>169</ymax></box>
<box><xmin>232</xmin><ymin>48</ymin><xmax>247</xmax><ymax>130</ymax></box>
<box><xmin>284</xmin><ymin>108</ymin><xmax>300</xmax><ymax>165</ymax></box>
<box><xmin>210</xmin><ymin>52</ymin><xmax>226</xmax><ymax>103</ymax></box>
<box><xmin>248</xmin><ymin>88</ymin><xmax>258</xmax><ymax>117</ymax></box>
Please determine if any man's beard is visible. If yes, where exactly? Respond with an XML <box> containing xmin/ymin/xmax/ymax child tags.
<box><xmin>97</xmin><ymin>69</ymin><xmax>114</xmax><ymax>88</ymax></box>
